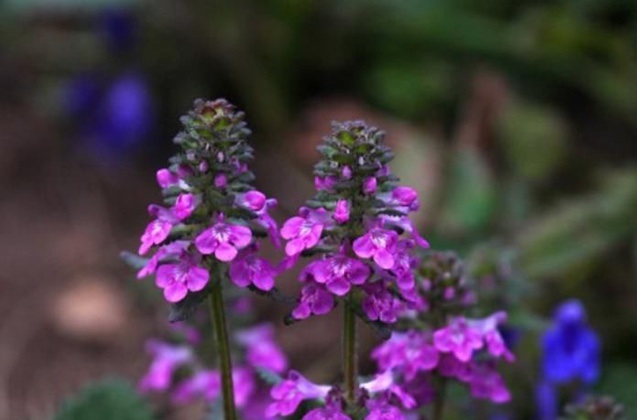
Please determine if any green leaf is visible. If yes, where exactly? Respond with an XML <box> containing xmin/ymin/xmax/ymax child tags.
<box><xmin>53</xmin><ymin>379</ymin><xmax>154</xmax><ymax>420</ymax></box>
<box><xmin>119</xmin><ymin>251</ymin><xmax>148</xmax><ymax>271</ymax></box>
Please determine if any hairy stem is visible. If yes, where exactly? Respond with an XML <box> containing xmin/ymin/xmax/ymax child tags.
<box><xmin>343</xmin><ymin>303</ymin><xmax>357</xmax><ymax>405</ymax></box>
<box><xmin>208</xmin><ymin>280</ymin><xmax>237</xmax><ymax>420</ymax></box>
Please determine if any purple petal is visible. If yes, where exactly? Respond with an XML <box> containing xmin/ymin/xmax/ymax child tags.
<box><xmin>353</xmin><ymin>234</ymin><xmax>375</xmax><ymax>259</ymax></box>
<box><xmin>229</xmin><ymin>225</ymin><xmax>253</xmax><ymax>249</ymax></box>
<box><xmin>186</xmin><ymin>265</ymin><xmax>209</xmax><ymax>291</ymax></box>
<box><xmin>374</xmin><ymin>248</ymin><xmax>395</xmax><ymax>270</ymax></box>
<box><xmin>195</xmin><ymin>229</ymin><xmax>218</xmax><ymax>254</ymax></box>
<box><xmin>164</xmin><ymin>282</ymin><xmax>188</xmax><ymax>302</ymax></box>
<box><xmin>215</xmin><ymin>242</ymin><xmax>238</xmax><ymax>262</ymax></box>
<box><xmin>280</xmin><ymin>217</ymin><xmax>303</xmax><ymax>239</ymax></box>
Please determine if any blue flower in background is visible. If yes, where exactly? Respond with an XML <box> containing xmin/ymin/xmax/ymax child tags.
<box><xmin>536</xmin><ymin>299</ymin><xmax>600</xmax><ymax>420</ymax></box>
<box><xmin>65</xmin><ymin>71</ymin><xmax>154</xmax><ymax>160</ymax></box>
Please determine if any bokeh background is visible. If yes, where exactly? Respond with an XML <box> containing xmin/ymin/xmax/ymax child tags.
<box><xmin>2</xmin><ymin>0</ymin><xmax>637</xmax><ymax>418</ymax></box>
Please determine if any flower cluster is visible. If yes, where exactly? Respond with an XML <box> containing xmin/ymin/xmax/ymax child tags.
<box><xmin>364</xmin><ymin>250</ymin><xmax>514</xmax><ymax>415</ymax></box>
<box><xmin>135</xmin><ymin>99</ymin><xmax>279</xmax><ymax>304</ymax></box>
<box><xmin>372</xmin><ymin>311</ymin><xmax>514</xmax><ymax>407</ymax></box>
<box><xmin>139</xmin><ymin>321</ymin><xmax>288</xmax><ymax>419</ymax></box>
<box><xmin>536</xmin><ymin>299</ymin><xmax>600</xmax><ymax>420</ymax></box>
<box><xmin>280</xmin><ymin>121</ymin><xmax>429</xmax><ymax>323</ymax></box>
<box><xmin>266</xmin><ymin>370</ymin><xmax>416</xmax><ymax>419</ymax></box>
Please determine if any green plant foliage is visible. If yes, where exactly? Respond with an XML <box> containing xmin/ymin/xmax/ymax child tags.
<box><xmin>53</xmin><ymin>379</ymin><xmax>154</xmax><ymax>420</ymax></box>
<box><xmin>497</xmin><ymin>101</ymin><xmax>567</xmax><ymax>181</ymax></box>
<box><xmin>518</xmin><ymin>169</ymin><xmax>637</xmax><ymax>281</ymax></box>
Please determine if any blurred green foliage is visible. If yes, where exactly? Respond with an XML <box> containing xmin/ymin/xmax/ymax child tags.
<box><xmin>53</xmin><ymin>379</ymin><xmax>154</xmax><ymax>420</ymax></box>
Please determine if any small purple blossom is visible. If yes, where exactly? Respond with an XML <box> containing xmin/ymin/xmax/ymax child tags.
<box><xmin>363</xmin><ymin>177</ymin><xmax>378</xmax><ymax>195</ymax></box>
<box><xmin>372</xmin><ymin>331</ymin><xmax>439</xmax><ymax>380</ymax></box>
<box><xmin>433</xmin><ymin>318</ymin><xmax>484</xmax><ymax>362</ymax></box>
<box><xmin>281</xmin><ymin>208</ymin><xmax>328</xmax><ymax>256</ymax></box>
<box><xmin>156</xmin><ymin>168</ymin><xmax>179</xmax><ymax>188</ymax></box>
<box><xmin>155</xmin><ymin>254</ymin><xmax>209</xmax><ymax>302</ymax></box>
<box><xmin>139</xmin><ymin>340</ymin><xmax>192</xmax><ymax>393</ymax></box>
<box><xmin>266</xmin><ymin>371</ymin><xmax>331</xmax><ymax>417</ymax></box>
<box><xmin>172</xmin><ymin>370</ymin><xmax>220</xmax><ymax>403</ymax></box>
<box><xmin>195</xmin><ymin>217</ymin><xmax>252</xmax><ymax>261</ymax></box>
<box><xmin>365</xmin><ymin>396</ymin><xmax>405</xmax><ymax>420</ymax></box>
<box><xmin>229</xmin><ymin>249</ymin><xmax>277</xmax><ymax>291</ymax></box>
<box><xmin>467</xmin><ymin>312</ymin><xmax>515</xmax><ymax>362</ymax></box>
<box><xmin>292</xmin><ymin>283</ymin><xmax>335</xmax><ymax>319</ymax></box>
<box><xmin>333</xmin><ymin>199</ymin><xmax>350</xmax><ymax>224</ymax></box>
<box><xmin>353</xmin><ymin>227</ymin><xmax>399</xmax><ymax>270</ymax></box>
<box><xmin>235</xmin><ymin>324</ymin><xmax>288</xmax><ymax>373</ymax></box>
<box><xmin>137</xmin><ymin>240</ymin><xmax>189</xmax><ymax>278</ymax></box>
<box><xmin>362</xmin><ymin>284</ymin><xmax>401</xmax><ymax>323</ymax></box>
<box><xmin>315</xmin><ymin>176</ymin><xmax>337</xmax><ymax>191</ymax></box>
<box><xmin>310</xmin><ymin>254</ymin><xmax>370</xmax><ymax>296</ymax></box>
<box><xmin>173</xmin><ymin>193</ymin><xmax>196</xmax><ymax>220</ymax></box>
<box><xmin>232</xmin><ymin>366</ymin><xmax>256</xmax><ymax>407</ymax></box>
<box><xmin>139</xmin><ymin>205</ymin><xmax>177</xmax><ymax>255</ymax></box>
<box><xmin>467</xmin><ymin>362</ymin><xmax>511</xmax><ymax>403</ymax></box>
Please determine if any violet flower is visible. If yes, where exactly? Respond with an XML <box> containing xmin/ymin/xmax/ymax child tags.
<box><xmin>266</xmin><ymin>371</ymin><xmax>331</xmax><ymax>417</ymax></box>
<box><xmin>138</xmin><ymin>340</ymin><xmax>192</xmax><ymax>393</ymax></box>
<box><xmin>433</xmin><ymin>317</ymin><xmax>484</xmax><ymax>362</ymax></box>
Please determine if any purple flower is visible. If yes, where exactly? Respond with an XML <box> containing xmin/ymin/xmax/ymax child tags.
<box><xmin>433</xmin><ymin>318</ymin><xmax>483</xmax><ymax>362</ymax></box>
<box><xmin>372</xmin><ymin>332</ymin><xmax>439</xmax><ymax>380</ymax></box>
<box><xmin>236</xmin><ymin>190</ymin><xmax>267</xmax><ymax>212</ymax></box>
<box><xmin>236</xmin><ymin>191</ymin><xmax>280</xmax><ymax>247</ymax></box>
<box><xmin>172</xmin><ymin>370</ymin><xmax>220</xmax><ymax>403</ymax></box>
<box><xmin>156</xmin><ymin>168</ymin><xmax>179</xmax><ymax>188</ymax></box>
<box><xmin>139</xmin><ymin>205</ymin><xmax>178</xmax><ymax>255</ymax></box>
<box><xmin>380</xmin><ymin>216</ymin><xmax>429</xmax><ymax>249</ymax></box>
<box><xmin>139</xmin><ymin>340</ymin><xmax>192</xmax><ymax>393</ymax></box>
<box><xmin>137</xmin><ymin>240</ymin><xmax>189</xmax><ymax>278</ymax></box>
<box><xmin>310</xmin><ymin>254</ymin><xmax>370</xmax><ymax>296</ymax></box>
<box><xmin>266</xmin><ymin>371</ymin><xmax>331</xmax><ymax>417</ymax></box>
<box><xmin>467</xmin><ymin>363</ymin><xmax>511</xmax><ymax>403</ymax></box>
<box><xmin>229</xmin><ymin>250</ymin><xmax>277</xmax><ymax>291</ymax></box>
<box><xmin>363</xmin><ymin>177</ymin><xmax>377</xmax><ymax>195</ymax></box>
<box><xmin>281</xmin><ymin>208</ymin><xmax>328</xmax><ymax>256</ymax></box>
<box><xmin>292</xmin><ymin>283</ymin><xmax>335</xmax><ymax>319</ymax></box>
<box><xmin>173</xmin><ymin>193</ymin><xmax>196</xmax><ymax>220</ymax></box>
<box><xmin>214</xmin><ymin>173</ymin><xmax>227</xmax><ymax>187</ymax></box>
<box><xmin>361</xmin><ymin>371</ymin><xmax>416</xmax><ymax>409</ymax></box>
<box><xmin>362</xmin><ymin>284</ymin><xmax>401</xmax><ymax>323</ymax></box>
<box><xmin>333</xmin><ymin>199</ymin><xmax>350</xmax><ymax>224</ymax></box>
<box><xmin>232</xmin><ymin>366</ymin><xmax>256</xmax><ymax>407</ymax></box>
<box><xmin>467</xmin><ymin>312</ymin><xmax>515</xmax><ymax>362</ymax></box>
<box><xmin>353</xmin><ymin>227</ymin><xmax>399</xmax><ymax>270</ymax></box>
<box><xmin>195</xmin><ymin>218</ymin><xmax>252</xmax><ymax>261</ymax></box>
<box><xmin>365</xmin><ymin>396</ymin><xmax>405</xmax><ymax>420</ymax></box>
<box><xmin>391</xmin><ymin>186</ymin><xmax>418</xmax><ymax>210</ymax></box>
<box><xmin>155</xmin><ymin>253</ymin><xmax>209</xmax><ymax>302</ymax></box>
<box><xmin>315</xmin><ymin>176</ymin><xmax>337</xmax><ymax>191</ymax></box>
<box><xmin>235</xmin><ymin>324</ymin><xmax>288</xmax><ymax>373</ymax></box>
<box><xmin>389</xmin><ymin>241</ymin><xmax>417</xmax><ymax>291</ymax></box>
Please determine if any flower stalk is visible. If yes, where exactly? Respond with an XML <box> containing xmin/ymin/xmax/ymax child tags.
<box><xmin>208</xmin><ymin>277</ymin><xmax>237</xmax><ymax>420</ymax></box>
<box><xmin>343</xmin><ymin>301</ymin><xmax>357</xmax><ymax>406</ymax></box>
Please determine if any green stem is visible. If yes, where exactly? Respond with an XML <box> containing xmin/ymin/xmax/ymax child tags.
<box><xmin>432</xmin><ymin>375</ymin><xmax>447</xmax><ymax>420</ymax></box>
<box><xmin>208</xmin><ymin>280</ymin><xmax>237</xmax><ymax>420</ymax></box>
<box><xmin>343</xmin><ymin>303</ymin><xmax>357</xmax><ymax>405</ymax></box>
